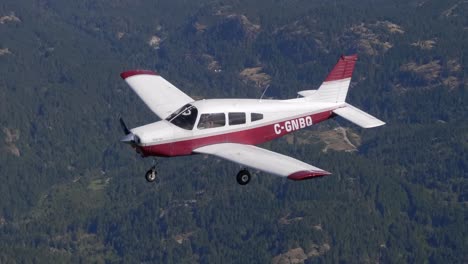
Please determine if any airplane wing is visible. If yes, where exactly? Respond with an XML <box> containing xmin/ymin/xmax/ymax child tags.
<box><xmin>120</xmin><ymin>70</ymin><xmax>194</xmax><ymax>119</ymax></box>
<box><xmin>194</xmin><ymin>143</ymin><xmax>331</xmax><ymax>180</ymax></box>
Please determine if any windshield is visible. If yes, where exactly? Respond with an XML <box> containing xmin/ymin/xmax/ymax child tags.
<box><xmin>166</xmin><ymin>104</ymin><xmax>198</xmax><ymax>130</ymax></box>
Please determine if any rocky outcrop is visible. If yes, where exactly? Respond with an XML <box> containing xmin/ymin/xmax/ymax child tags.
<box><xmin>345</xmin><ymin>21</ymin><xmax>404</xmax><ymax>55</ymax></box>
<box><xmin>208</xmin><ymin>13</ymin><xmax>261</xmax><ymax>41</ymax></box>
<box><xmin>348</xmin><ymin>24</ymin><xmax>393</xmax><ymax>55</ymax></box>
<box><xmin>174</xmin><ymin>232</ymin><xmax>195</xmax><ymax>244</ymax></box>
<box><xmin>148</xmin><ymin>35</ymin><xmax>162</xmax><ymax>49</ymax></box>
<box><xmin>272</xmin><ymin>244</ymin><xmax>331</xmax><ymax>264</ymax></box>
<box><xmin>411</xmin><ymin>39</ymin><xmax>436</xmax><ymax>50</ymax></box>
<box><xmin>272</xmin><ymin>248</ymin><xmax>307</xmax><ymax>264</ymax></box>
<box><xmin>0</xmin><ymin>48</ymin><xmax>12</xmax><ymax>56</ymax></box>
<box><xmin>0</xmin><ymin>12</ymin><xmax>20</xmax><ymax>24</ymax></box>
<box><xmin>400</xmin><ymin>61</ymin><xmax>442</xmax><ymax>82</ymax></box>
<box><xmin>239</xmin><ymin>67</ymin><xmax>271</xmax><ymax>89</ymax></box>
<box><xmin>3</xmin><ymin>127</ymin><xmax>20</xmax><ymax>157</ymax></box>
<box><xmin>397</xmin><ymin>59</ymin><xmax>462</xmax><ymax>91</ymax></box>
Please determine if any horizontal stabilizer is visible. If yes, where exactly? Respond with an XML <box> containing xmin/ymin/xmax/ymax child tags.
<box><xmin>333</xmin><ymin>104</ymin><xmax>385</xmax><ymax>128</ymax></box>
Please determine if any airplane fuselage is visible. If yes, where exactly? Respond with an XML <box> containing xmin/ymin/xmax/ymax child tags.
<box><xmin>130</xmin><ymin>98</ymin><xmax>343</xmax><ymax>157</ymax></box>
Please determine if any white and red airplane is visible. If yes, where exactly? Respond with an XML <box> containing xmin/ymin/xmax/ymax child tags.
<box><xmin>120</xmin><ymin>54</ymin><xmax>385</xmax><ymax>185</ymax></box>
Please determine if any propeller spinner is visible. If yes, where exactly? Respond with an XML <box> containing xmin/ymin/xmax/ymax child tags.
<box><xmin>119</xmin><ymin>117</ymin><xmax>140</xmax><ymax>144</ymax></box>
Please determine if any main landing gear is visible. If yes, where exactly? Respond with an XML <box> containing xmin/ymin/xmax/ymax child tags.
<box><xmin>144</xmin><ymin>160</ymin><xmax>251</xmax><ymax>186</ymax></box>
<box><xmin>236</xmin><ymin>169</ymin><xmax>251</xmax><ymax>185</ymax></box>
<box><xmin>145</xmin><ymin>159</ymin><xmax>159</xmax><ymax>183</ymax></box>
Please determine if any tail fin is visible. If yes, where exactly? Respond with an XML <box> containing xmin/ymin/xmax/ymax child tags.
<box><xmin>297</xmin><ymin>54</ymin><xmax>385</xmax><ymax>128</ymax></box>
<box><xmin>298</xmin><ymin>55</ymin><xmax>358</xmax><ymax>102</ymax></box>
<box><xmin>317</xmin><ymin>54</ymin><xmax>357</xmax><ymax>103</ymax></box>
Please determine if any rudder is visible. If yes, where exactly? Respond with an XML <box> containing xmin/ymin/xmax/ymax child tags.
<box><xmin>317</xmin><ymin>54</ymin><xmax>358</xmax><ymax>103</ymax></box>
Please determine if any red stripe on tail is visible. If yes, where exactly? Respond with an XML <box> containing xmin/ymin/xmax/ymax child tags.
<box><xmin>324</xmin><ymin>54</ymin><xmax>358</xmax><ymax>82</ymax></box>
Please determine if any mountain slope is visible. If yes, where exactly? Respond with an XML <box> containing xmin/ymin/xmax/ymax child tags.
<box><xmin>0</xmin><ymin>0</ymin><xmax>466</xmax><ymax>262</ymax></box>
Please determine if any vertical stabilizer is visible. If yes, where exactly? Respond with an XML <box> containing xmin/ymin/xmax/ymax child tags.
<box><xmin>317</xmin><ymin>54</ymin><xmax>358</xmax><ymax>103</ymax></box>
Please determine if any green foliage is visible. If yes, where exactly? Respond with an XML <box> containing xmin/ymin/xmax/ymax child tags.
<box><xmin>0</xmin><ymin>0</ymin><xmax>466</xmax><ymax>262</ymax></box>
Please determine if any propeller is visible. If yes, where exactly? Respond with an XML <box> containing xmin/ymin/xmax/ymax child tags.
<box><xmin>119</xmin><ymin>117</ymin><xmax>130</xmax><ymax>135</ymax></box>
<box><xmin>119</xmin><ymin>117</ymin><xmax>139</xmax><ymax>144</ymax></box>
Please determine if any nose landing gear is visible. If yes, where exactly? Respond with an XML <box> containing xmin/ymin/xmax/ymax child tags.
<box><xmin>236</xmin><ymin>169</ymin><xmax>251</xmax><ymax>185</ymax></box>
<box><xmin>145</xmin><ymin>166</ymin><xmax>158</xmax><ymax>183</ymax></box>
<box><xmin>145</xmin><ymin>159</ymin><xmax>159</xmax><ymax>183</ymax></box>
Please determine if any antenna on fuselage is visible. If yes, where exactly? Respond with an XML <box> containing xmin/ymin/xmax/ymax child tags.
<box><xmin>259</xmin><ymin>85</ymin><xmax>270</xmax><ymax>102</ymax></box>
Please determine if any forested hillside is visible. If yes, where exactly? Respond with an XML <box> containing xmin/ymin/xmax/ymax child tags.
<box><xmin>0</xmin><ymin>0</ymin><xmax>466</xmax><ymax>263</ymax></box>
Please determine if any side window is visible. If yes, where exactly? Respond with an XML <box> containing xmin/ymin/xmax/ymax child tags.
<box><xmin>198</xmin><ymin>113</ymin><xmax>226</xmax><ymax>129</ymax></box>
<box><xmin>229</xmin><ymin>112</ymin><xmax>246</xmax><ymax>126</ymax></box>
<box><xmin>251</xmin><ymin>113</ymin><xmax>263</xmax><ymax>122</ymax></box>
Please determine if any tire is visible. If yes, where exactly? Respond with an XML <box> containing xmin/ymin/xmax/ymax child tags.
<box><xmin>236</xmin><ymin>169</ymin><xmax>251</xmax><ymax>185</ymax></box>
<box><xmin>145</xmin><ymin>169</ymin><xmax>157</xmax><ymax>183</ymax></box>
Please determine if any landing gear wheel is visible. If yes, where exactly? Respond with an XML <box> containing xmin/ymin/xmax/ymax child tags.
<box><xmin>236</xmin><ymin>169</ymin><xmax>251</xmax><ymax>185</ymax></box>
<box><xmin>145</xmin><ymin>168</ymin><xmax>158</xmax><ymax>183</ymax></box>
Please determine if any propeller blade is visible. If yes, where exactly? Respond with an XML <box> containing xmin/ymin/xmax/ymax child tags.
<box><xmin>119</xmin><ymin>117</ymin><xmax>130</xmax><ymax>135</ymax></box>
<box><xmin>120</xmin><ymin>133</ymin><xmax>135</xmax><ymax>144</ymax></box>
<box><xmin>119</xmin><ymin>118</ymin><xmax>141</xmax><ymax>146</ymax></box>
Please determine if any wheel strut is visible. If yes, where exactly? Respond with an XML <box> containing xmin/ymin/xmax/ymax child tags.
<box><xmin>145</xmin><ymin>159</ymin><xmax>159</xmax><ymax>183</ymax></box>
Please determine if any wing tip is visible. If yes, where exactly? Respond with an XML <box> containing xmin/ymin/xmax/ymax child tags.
<box><xmin>120</xmin><ymin>70</ymin><xmax>159</xmax><ymax>79</ymax></box>
<box><xmin>363</xmin><ymin>121</ymin><xmax>386</xmax><ymax>128</ymax></box>
<box><xmin>287</xmin><ymin>170</ymin><xmax>331</xmax><ymax>181</ymax></box>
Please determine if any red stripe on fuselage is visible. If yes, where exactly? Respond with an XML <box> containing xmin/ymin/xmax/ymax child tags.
<box><xmin>140</xmin><ymin>110</ymin><xmax>333</xmax><ymax>157</ymax></box>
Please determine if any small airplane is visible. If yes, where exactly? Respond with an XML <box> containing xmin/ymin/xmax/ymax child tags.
<box><xmin>119</xmin><ymin>54</ymin><xmax>385</xmax><ymax>185</ymax></box>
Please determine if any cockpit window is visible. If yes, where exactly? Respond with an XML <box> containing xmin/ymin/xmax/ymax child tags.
<box><xmin>166</xmin><ymin>104</ymin><xmax>198</xmax><ymax>130</ymax></box>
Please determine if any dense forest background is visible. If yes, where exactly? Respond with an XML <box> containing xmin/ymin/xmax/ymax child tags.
<box><xmin>0</xmin><ymin>0</ymin><xmax>467</xmax><ymax>263</ymax></box>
